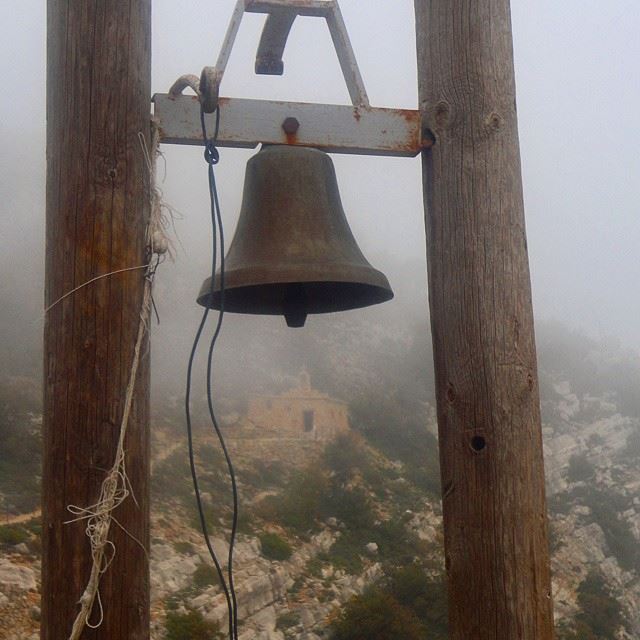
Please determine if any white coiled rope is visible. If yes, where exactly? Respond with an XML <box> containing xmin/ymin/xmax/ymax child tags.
<box><xmin>64</xmin><ymin>120</ymin><xmax>169</xmax><ymax>640</ymax></box>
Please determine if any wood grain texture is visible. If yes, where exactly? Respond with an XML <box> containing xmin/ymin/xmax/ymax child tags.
<box><xmin>414</xmin><ymin>1</ymin><xmax>554</xmax><ymax>638</ymax></box>
<box><xmin>43</xmin><ymin>1</ymin><xmax>151</xmax><ymax>637</ymax></box>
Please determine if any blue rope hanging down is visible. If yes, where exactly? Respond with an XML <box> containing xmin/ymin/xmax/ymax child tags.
<box><xmin>185</xmin><ymin>105</ymin><xmax>240</xmax><ymax>640</ymax></box>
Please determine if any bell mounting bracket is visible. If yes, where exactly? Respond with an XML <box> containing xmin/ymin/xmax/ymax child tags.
<box><xmin>199</xmin><ymin>0</ymin><xmax>370</xmax><ymax>111</ymax></box>
<box><xmin>154</xmin><ymin>0</ymin><xmax>431</xmax><ymax>157</ymax></box>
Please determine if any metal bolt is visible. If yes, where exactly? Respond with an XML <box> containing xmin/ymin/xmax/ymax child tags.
<box><xmin>422</xmin><ymin>127</ymin><xmax>436</xmax><ymax>148</ymax></box>
<box><xmin>282</xmin><ymin>117</ymin><xmax>300</xmax><ymax>135</ymax></box>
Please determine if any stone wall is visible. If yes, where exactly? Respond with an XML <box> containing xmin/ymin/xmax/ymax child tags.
<box><xmin>248</xmin><ymin>395</ymin><xmax>348</xmax><ymax>442</ymax></box>
<box><xmin>224</xmin><ymin>423</ymin><xmax>326</xmax><ymax>470</ymax></box>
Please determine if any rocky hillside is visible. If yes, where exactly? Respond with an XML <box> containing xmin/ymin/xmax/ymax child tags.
<box><xmin>144</xmin><ymin>421</ymin><xmax>446</xmax><ymax>640</ymax></box>
<box><xmin>1</xmin><ymin>320</ymin><xmax>640</xmax><ymax>639</ymax></box>
<box><xmin>542</xmin><ymin>381</ymin><xmax>640</xmax><ymax>638</ymax></box>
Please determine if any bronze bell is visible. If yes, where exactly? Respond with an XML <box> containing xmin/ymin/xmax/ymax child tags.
<box><xmin>197</xmin><ymin>145</ymin><xmax>393</xmax><ymax>327</ymax></box>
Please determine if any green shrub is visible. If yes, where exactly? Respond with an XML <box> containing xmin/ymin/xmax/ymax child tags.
<box><xmin>550</xmin><ymin>486</ymin><xmax>637</xmax><ymax>570</ymax></box>
<box><xmin>350</xmin><ymin>395</ymin><xmax>437</xmax><ymax>466</ymax></box>
<box><xmin>193</xmin><ymin>563</ymin><xmax>218</xmax><ymax>589</ymax></box>
<box><xmin>323</xmin><ymin>434</ymin><xmax>370</xmax><ymax>481</ymax></box>
<box><xmin>403</xmin><ymin>463</ymin><xmax>441</xmax><ymax>497</ymax></box>
<box><xmin>588</xmin><ymin>433</ymin><xmax>605</xmax><ymax>447</ymax></box>
<box><xmin>361</xmin><ymin>463</ymin><xmax>390</xmax><ymax>498</ymax></box>
<box><xmin>387</xmin><ymin>565</ymin><xmax>448</xmax><ymax>638</ymax></box>
<box><xmin>320</xmin><ymin>533</ymin><xmax>364</xmax><ymax>575</ymax></box>
<box><xmin>187</xmin><ymin>501</ymin><xmax>221</xmax><ymax>535</ymax></box>
<box><xmin>152</xmin><ymin>451</ymin><xmax>194</xmax><ymax>504</ymax></box>
<box><xmin>585</xmin><ymin>491</ymin><xmax>638</xmax><ymax>571</ymax></box>
<box><xmin>319</xmin><ymin>485</ymin><xmax>373</xmax><ymax>532</ymax></box>
<box><xmin>241</xmin><ymin>459</ymin><xmax>286</xmax><ymax>488</ymax></box>
<box><xmin>0</xmin><ymin>381</ymin><xmax>41</xmax><ymax>513</ymax></box>
<box><xmin>165</xmin><ymin>608</ymin><xmax>223</xmax><ymax>640</ymax></box>
<box><xmin>25</xmin><ymin>518</ymin><xmax>41</xmax><ymax>536</ymax></box>
<box><xmin>173</xmin><ymin>541</ymin><xmax>194</xmax><ymax>555</ymax></box>
<box><xmin>198</xmin><ymin>444</ymin><xmax>224</xmax><ymax>466</ymax></box>
<box><xmin>374</xmin><ymin>519</ymin><xmax>424</xmax><ymax>567</ymax></box>
<box><xmin>548</xmin><ymin>490</ymin><xmax>576</xmax><ymax>516</ymax></box>
<box><xmin>261</xmin><ymin>466</ymin><xmax>327</xmax><ymax>533</ymax></box>
<box><xmin>306</xmin><ymin>557</ymin><xmax>324</xmax><ymax>578</ymax></box>
<box><xmin>624</xmin><ymin>428</ymin><xmax>640</xmax><ymax>459</ymax></box>
<box><xmin>235</xmin><ymin>507</ymin><xmax>254</xmax><ymax>535</ymax></box>
<box><xmin>288</xmin><ymin>576</ymin><xmax>304</xmax><ymax>595</ymax></box>
<box><xmin>275</xmin><ymin>611</ymin><xmax>300</xmax><ymax>631</ymax></box>
<box><xmin>260</xmin><ymin>532</ymin><xmax>292</xmax><ymax>561</ymax></box>
<box><xmin>329</xmin><ymin>588</ymin><xmax>424</xmax><ymax>640</ymax></box>
<box><xmin>319</xmin><ymin>504</ymin><xmax>425</xmax><ymax>575</ymax></box>
<box><xmin>566</xmin><ymin>454</ymin><xmax>595</xmax><ymax>483</ymax></box>
<box><xmin>556</xmin><ymin>620</ymin><xmax>598</xmax><ymax>640</ymax></box>
<box><xmin>153</xmin><ymin>448</ymin><xmax>228</xmax><ymax>518</ymax></box>
<box><xmin>349</xmin><ymin>393</ymin><xmax>441</xmax><ymax>500</ymax></box>
<box><xmin>575</xmin><ymin>570</ymin><xmax>624</xmax><ymax>639</ymax></box>
<box><xmin>0</xmin><ymin>524</ymin><xmax>29</xmax><ymax>546</ymax></box>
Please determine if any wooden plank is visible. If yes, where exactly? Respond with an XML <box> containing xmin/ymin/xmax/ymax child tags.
<box><xmin>154</xmin><ymin>94</ymin><xmax>424</xmax><ymax>157</ymax></box>
<box><xmin>43</xmin><ymin>1</ymin><xmax>151</xmax><ymax>637</ymax></box>
<box><xmin>414</xmin><ymin>1</ymin><xmax>554</xmax><ymax>638</ymax></box>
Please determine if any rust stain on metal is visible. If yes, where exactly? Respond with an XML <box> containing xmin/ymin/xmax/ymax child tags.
<box><xmin>154</xmin><ymin>93</ymin><xmax>424</xmax><ymax>156</ymax></box>
<box><xmin>398</xmin><ymin>108</ymin><xmax>420</xmax><ymax>123</ymax></box>
<box><xmin>282</xmin><ymin>117</ymin><xmax>300</xmax><ymax>145</ymax></box>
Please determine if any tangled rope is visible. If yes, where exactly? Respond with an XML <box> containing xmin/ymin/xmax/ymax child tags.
<box><xmin>64</xmin><ymin>120</ymin><xmax>168</xmax><ymax>640</ymax></box>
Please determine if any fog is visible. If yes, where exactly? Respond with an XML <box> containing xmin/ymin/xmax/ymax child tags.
<box><xmin>1</xmin><ymin>1</ymin><xmax>639</xmax><ymax>395</ymax></box>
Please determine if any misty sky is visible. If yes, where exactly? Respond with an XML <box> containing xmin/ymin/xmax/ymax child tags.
<box><xmin>1</xmin><ymin>0</ymin><xmax>639</xmax><ymax>371</ymax></box>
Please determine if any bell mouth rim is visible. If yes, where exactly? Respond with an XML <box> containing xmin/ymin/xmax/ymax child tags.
<box><xmin>197</xmin><ymin>277</ymin><xmax>394</xmax><ymax>315</ymax></box>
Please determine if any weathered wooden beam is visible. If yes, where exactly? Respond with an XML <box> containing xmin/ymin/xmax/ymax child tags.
<box><xmin>43</xmin><ymin>0</ymin><xmax>151</xmax><ymax>637</ymax></box>
<box><xmin>414</xmin><ymin>1</ymin><xmax>555</xmax><ymax>637</ymax></box>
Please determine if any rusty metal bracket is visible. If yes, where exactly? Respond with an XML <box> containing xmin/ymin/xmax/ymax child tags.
<box><xmin>161</xmin><ymin>0</ymin><xmax>432</xmax><ymax>156</ymax></box>
<box><xmin>187</xmin><ymin>0</ymin><xmax>369</xmax><ymax>112</ymax></box>
<box><xmin>153</xmin><ymin>93</ymin><xmax>429</xmax><ymax>157</ymax></box>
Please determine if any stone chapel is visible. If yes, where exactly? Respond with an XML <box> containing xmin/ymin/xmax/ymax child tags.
<box><xmin>247</xmin><ymin>371</ymin><xmax>349</xmax><ymax>441</ymax></box>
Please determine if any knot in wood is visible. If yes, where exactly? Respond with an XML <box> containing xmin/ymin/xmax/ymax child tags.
<box><xmin>433</xmin><ymin>101</ymin><xmax>451</xmax><ymax>129</ymax></box>
<box><xmin>484</xmin><ymin>111</ymin><xmax>504</xmax><ymax>132</ymax></box>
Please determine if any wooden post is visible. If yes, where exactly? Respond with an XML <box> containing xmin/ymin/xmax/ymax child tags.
<box><xmin>414</xmin><ymin>2</ymin><xmax>554</xmax><ymax>638</ymax></box>
<box><xmin>43</xmin><ymin>1</ymin><xmax>151</xmax><ymax>638</ymax></box>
